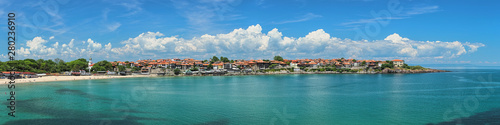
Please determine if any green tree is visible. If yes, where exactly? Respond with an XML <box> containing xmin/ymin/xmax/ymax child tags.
<box><xmin>269</xmin><ymin>64</ymin><xmax>278</xmax><ymax>69</ymax></box>
<box><xmin>190</xmin><ymin>67</ymin><xmax>199</xmax><ymax>71</ymax></box>
<box><xmin>131</xmin><ymin>67</ymin><xmax>141</xmax><ymax>72</ymax></box>
<box><xmin>381</xmin><ymin>63</ymin><xmax>394</xmax><ymax>69</ymax></box>
<box><xmin>274</xmin><ymin>56</ymin><xmax>284</xmax><ymax>61</ymax></box>
<box><xmin>117</xmin><ymin>65</ymin><xmax>126</xmax><ymax>72</ymax></box>
<box><xmin>54</xmin><ymin>58</ymin><xmax>68</xmax><ymax>73</ymax></box>
<box><xmin>44</xmin><ymin>59</ymin><xmax>57</xmax><ymax>73</ymax></box>
<box><xmin>24</xmin><ymin>59</ymin><xmax>38</xmax><ymax>72</ymax></box>
<box><xmin>91</xmin><ymin>60</ymin><xmax>113</xmax><ymax>72</ymax></box>
<box><xmin>211</xmin><ymin>56</ymin><xmax>219</xmax><ymax>62</ymax></box>
<box><xmin>207</xmin><ymin>63</ymin><xmax>213</xmax><ymax>70</ymax></box>
<box><xmin>219</xmin><ymin>56</ymin><xmax>230</xmax><ymax>62</ymax></box>
<box><xmin>402</xmin><ymin>64</ymin><xmax>410</xmax><ymax>69</ymax></box>
<box><xmin>361</xmin><ymin>61</ymin><xmax>366</xmax><ymax>66</ymax></box>
<box><xmin>352</xmin><ymin>59</ymin><xmax>357</xmax><ymax>62</ymax></box>
<box><xmin>174</xmin><ymin>68</ymin><xmax>181</xmax><ymax>75</ymax></box>
<box><xmin>67</xmin><ymin>58</ymin><xmax>88</xmax><ymax>71</ymax></box>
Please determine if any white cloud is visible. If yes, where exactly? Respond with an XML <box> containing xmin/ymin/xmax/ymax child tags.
<box><xmin>19</xmin><ymin>37</ymin><xmax>58</xmax><ymax>58</ymax></box>
<box><xmin>105</xmin><ymin>43</ymin><xmax>112</xmax><ymax>51</ymax></box>
<box><xmin>49</xmin><ymin>36</ymin><xmax>55</xmax><ymax>40</ymax></box>
<box><xmin>406</xmin><ymin>5</ymin><xmax>439</xmax><ymax>15</ymax></box>
<box><xmin>109</xmin><ymin>24</ymin><xmax>484</xmax><ymax>60</ymax></box>
<box><xmin>52</xmin><ymin>42</ymin><xmax>59</xmax><ymax>48</ymax></box>
<box><xmin>342</xmin><ymin>5</ymin><xmax>440</xmax><ymax>27</ymax></box>
<box><xmin>69</xmin><ymin>39</ymin><xmax>75</xmax><ymax>48</ymax></box>
<box><xmin>107</xmin><ymin>22</ymin><xmax>121</xmax><ymax>31</ymax></box>
<box><xmin>16</xmin><ymin>37</ymin><xmax>110</xmax><ymax>60</ymax></box>
<box><xmin>86</xmin><ymin>38</ymin><xmax>102</xmax><ymax>51</ymax></box>
<box><xmin>274</xmin><ymin>13</ymin><xmax>322</xmax><ymax>24</ymax></box>
<box><xmin>15</xmin><ymin>24</ymin><xmax>485</xmax><ymax>62</ymax></box>
<box><xmin>384</xmin><ymin>33</ymin><xmax>409</xmax><ymax>43</ymax></box>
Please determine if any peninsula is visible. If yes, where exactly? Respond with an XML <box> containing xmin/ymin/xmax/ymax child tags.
<box><xmin>1</xmin><ymin>56</ymin><xmax>447</xmax><ymax>82</ymax></box>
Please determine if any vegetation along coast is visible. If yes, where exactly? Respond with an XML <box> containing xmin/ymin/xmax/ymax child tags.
<box><xmin>0</xmin><ymin>56</ymin><xmax>448</xmax><ymax>83</ymax></box>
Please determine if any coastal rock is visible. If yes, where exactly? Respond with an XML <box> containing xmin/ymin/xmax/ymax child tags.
<box><xmin>381</xmin><ymin>68</ymin><xmax>448</xmax><ymax>74</ymax></box>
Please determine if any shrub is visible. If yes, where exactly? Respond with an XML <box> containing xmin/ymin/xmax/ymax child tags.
<box><xmin>174</xmin><ymin>68</ymin><xmax>181</xmax><ymax>75</ymax></box>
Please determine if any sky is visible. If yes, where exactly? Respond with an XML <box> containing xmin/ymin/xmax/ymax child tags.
<box><xmin>0</xmin><ymin>0</ymin><xmax>498</xmax><ymax>65</ymax></box>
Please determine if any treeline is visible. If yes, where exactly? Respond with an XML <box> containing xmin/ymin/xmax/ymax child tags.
<box><xmin>0</xmin><ymin>58</ymin><xmax>114</xmax><ymax>73</ymax></box>
<box><xmin>380</xmin><ymin>60</ymin><xmax>426</xmax><ymax>70</ymax></box>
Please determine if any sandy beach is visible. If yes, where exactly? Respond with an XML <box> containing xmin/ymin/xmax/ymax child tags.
<box><xmin>1</xmin><ymin>75</ymin><xmax>153</xmax><ymax>84</ymax></box>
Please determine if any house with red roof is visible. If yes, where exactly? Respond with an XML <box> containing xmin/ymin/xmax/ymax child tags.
<box><xmin>392</xmin><ymin>59</ymin><xmax>404</xmax><ymax>67</ymax></box>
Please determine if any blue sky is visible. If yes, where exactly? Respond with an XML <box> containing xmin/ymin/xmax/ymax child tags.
<box><xmin>1</xmin><ymin>0</ymin><xmax>498</xmax><ymax>65</ymax></box>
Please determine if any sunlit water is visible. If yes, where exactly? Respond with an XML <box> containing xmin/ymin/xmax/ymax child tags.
<box><xmin>1</xmin><ymin>68</ymin><xmax>500</xmax><ymax>125</ymax></box>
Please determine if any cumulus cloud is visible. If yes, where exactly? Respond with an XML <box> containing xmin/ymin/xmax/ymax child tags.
<box><xmin>109</xmin><ymin>24</ymin><xmax>484</xmax><ymax>60</ymax></box>
<box><xmin>18</xmin><ymin>37</ymin><xmax>58</xmax><ymax>58</ymax></box>
<box><xmin>16</xmin><ymin>24</ymin><xmax>484</xmax><ymax>61</ymax></box>
<box><xmin>17</xmin><ymin>37</ymin><xmax>112</xmax><ymax>60</ymax></box>
<box><xmin>86</xmin><ymin>38</ymin><xmax>103</xmax><ymax>51</ymax></box>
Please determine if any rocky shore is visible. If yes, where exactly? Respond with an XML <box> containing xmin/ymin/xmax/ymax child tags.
<box><xmin>379</xmin><ymin>68</ymin><xmax>449</xmax><ymax>73</ymax></box>
<box><xmin>166</xmin><ymin>68</ymin><xmax>450</xmax><ymax>77</ymax></box>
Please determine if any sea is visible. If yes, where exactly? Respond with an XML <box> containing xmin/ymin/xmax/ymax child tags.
<box><xmin>1</xmin><ymin>67</ymin><xmax>499</xmax><ymax>125</ymax></box>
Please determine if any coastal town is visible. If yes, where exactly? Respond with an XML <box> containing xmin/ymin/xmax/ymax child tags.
<box><xmin>0</xmin><ymin>56</ymin><xmax>445</xmax><ymax>81</ymax></box>
<box><xmin>107</xmin><ymin>57</ymin><xmax>412</xmax><ymax>75</ymax></box>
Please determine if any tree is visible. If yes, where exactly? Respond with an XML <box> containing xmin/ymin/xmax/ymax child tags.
<box><xmin>230</xmin><ymin>60</ymin><xmax>234</xmax><ymax>63</ymax></box>
<box><xmin>402</xmin><ymin>64</ymin><xmax>410</xmax><ymax>69</ymax></box>
<box><xmin>361</xmin><ymin>61</ymin><xmax>366</xmax><ymax>66</ymax></box>
<box><xmin>131</xmin><ymin>67</ymin><xmax>141</xmax><ymax>72</ymax></box>
<box><xmin>24</xmin><ymin>59</ymin><xmax>38</xmax><ymax>71</ymax></box>
<box><xmin>67</xmin><ymin>58</ymin><xmax>88</xmax><ymax>71</ymax></box>
<box><xmin>381</xmin><ymin>63</ymin><xmax>394</xmax><ymax>69</ymax></box>
<box><xmin>174</xmin><ymin>68</ymin><xmax>181</xmax><ymax>75</ymax></box>
<box><xmin>91</xmin><ymin>60</ymin><xmax>113</xmax><ymax>72</ymax></box>
<box><xmin>207</xmin><ymin>63</ymin><xmax>213</xmax><ymax>70</ymax></box>
<box><xmin>269</xmin><ymin>64</ymin><xmax>278</xmax><ymax>69</ymax></box>
<box><xmin>55</xmin><ymin>59</ymin><xmax>68</xmax><ymax>73</ymax></box>
<box><xmin>220</xmin><ymin>56</ymin><xmax>230</xmax><ymax>62</ymax></box>
<box><xmin>117</xmin><ymin>65</ymin><xmax>126</xmax><ymax>72</ymax></box>
<box><xmin>211</xmin><ymin>56</ymin><xmax>219</xmax><ymax>62</ymax></box>
<box><xmin>190</xmin><ymin>67</ymin><xmax>199</xmax><ymax>71</ymax></box>
<box><xmin>352</xmin><ymin>59</ymin><xmax>357</xmax><ymax>62</ymax></box>
<box><xmin>274</xmin><ymin>56</ymin><xmax>284</xmax><ymax>61</ymax></box>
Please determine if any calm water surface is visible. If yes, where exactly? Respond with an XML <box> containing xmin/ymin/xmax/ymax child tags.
<box><xmin>1</xmin><ymin>68</ymin><xmax>500</xmax><ymax>125</ymax></box>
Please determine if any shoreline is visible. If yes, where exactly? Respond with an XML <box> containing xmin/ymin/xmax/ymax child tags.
<box><xmin>0</xmin><ymin>75</ymin><xmax>152</xmax><ymax>84</ymax></box>
<box><xmin>2</xmin><ymin>68</ymin><xmax>448</xmax><ymax>84</ymax></box>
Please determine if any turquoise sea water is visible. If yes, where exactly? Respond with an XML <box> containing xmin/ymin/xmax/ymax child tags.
<box><xmin>1</xmin><ymin>68</ymin><xmax>500</xmax><ymax>125</ymax></box>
